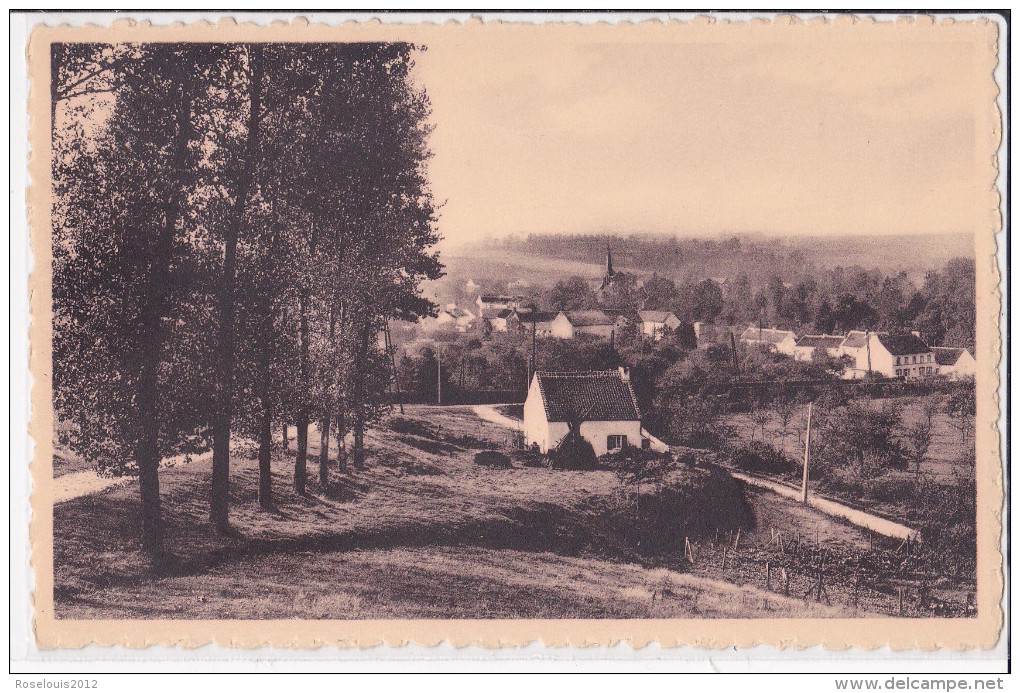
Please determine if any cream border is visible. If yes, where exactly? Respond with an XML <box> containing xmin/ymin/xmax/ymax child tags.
<box><xmin>27</xmin><ymin>15</ymin><xmax>1004</xmax><ymax>650</ymax></box>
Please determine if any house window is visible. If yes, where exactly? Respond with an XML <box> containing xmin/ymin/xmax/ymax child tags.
<box><xmin>912</xmin><ymin>355</ymin><xmax>917</xmax><ymax>364</ymax></box>
<box><xmin>607</xmin><ymin>434</ymin><xmax>628</xmax><ymax>451</ymax></box>
<box><xmin>895</xmin><ymin>357</ymin><xmax>901</xmax><ymax>365</ymax></box>
<box><xmin>895</xmin><ymin>369</ymin><xmax>901</xmax><ymax>377</ymax></box>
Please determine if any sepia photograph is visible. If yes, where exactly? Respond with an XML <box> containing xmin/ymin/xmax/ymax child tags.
<box><xmin>22</xmin><ymin>13</ymin><xmax>1004</xmax><ymax>653</ymax></box>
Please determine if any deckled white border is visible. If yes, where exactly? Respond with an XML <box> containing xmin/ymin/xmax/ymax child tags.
<box><xmin>9</xmin><ymin>9</ymin><xmax>1009</xmax><ymax>671</ymax></box>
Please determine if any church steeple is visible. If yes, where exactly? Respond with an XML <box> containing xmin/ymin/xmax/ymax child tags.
<box><xmin>605</xmin><ymin>244</ymin><xmax>614</xmax><ymax>278</ymax></box>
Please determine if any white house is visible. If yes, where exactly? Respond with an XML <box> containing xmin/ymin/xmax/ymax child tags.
<box><xmin>523</xmin><ymin>368</ymin><xmax>643</xmax><ymax>456</ymax></box>
<box><xmin>518</xmin><ymin>311</ymin><xmax>560</xmax><ymax>338</ymax></box>
<box><xmin>793</xmin><ymin>334</ymin><xmax>845</xmax><ymax>362</ymax></box>
<box><xmin>932</xmin><ymin>347</ymin><xmax>976</xmax><ymax>380</ymax></box>
<box><xmin>854</xmin><ymin>332</ymin><xmax>934</xmax><ymax>379</ymax></box>
<box><xmin>838</xmin><ymin>330</ymin><xmax>887</xmax><ymax>361</ymax></box>
<box><xmin>480</xmin><ymin>307</ymin><xmax>519</xmax><ymax>333</ymax></box>
<box><xmin>564</xmin><ymin>310</ymin><xmax>617</xmax><ymax>340</ymax></box>
<box><xmin>434</xmin><ymin>305</ymin><xmax>475</xmax><ymax>332</ymax></box>
<box><xmin>637</xmin><ymin>310</ymin><xmax>682</xmax><ymax>341</ymax></box>
<box><xmin>476</xmin><ymin>294</ymin><xmax>527</xmax><ymax>314</ymax></box>
<box><xmin>740</xmin><ymin>326</ymin><xmax>798</xmax><ymax>356</ymax></box>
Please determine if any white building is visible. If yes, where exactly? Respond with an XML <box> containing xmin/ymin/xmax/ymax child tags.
<box><xmin>637</xmin><ymin>310</ymin><xmax>682</xmax><ymax>341</ymax></box>
<box><xmin>480</xmin><ymin>308</ymin><xmax>519</xmax><ymax>333</ymax></box>
<box><xmin>853</xmin><ymin>332</ymin><xmax>934</xmax><ymax>379</ymax></box>
<box><xmin>793</xmin><ymin>334</ymin><xmax>845</xmax><ymax>361</ymax></box>
<box><xmin>838</xmin><ymin>330</ymin><xmax>887</xmax><ymax>361</ymax></box>
<box><xmin>564</xmin><ymin>310</ymin><xmax>617</xmax><ymax>340</ymax></box>
<box><xmin>932</xmin><ymin>347</ymin><xmax>976</xmax><ymax>380</ymax></box>
<box><xmin>740</xmin><ymin>326</ymin><xmax>798</xmax><ymax>356</ymax></box>
<box><xmin>518</xmin><ymin>311</ymin><xmax>561</xmax><ymax>338</ymax></box>
<box><xmin>523</xmin><ymin>368</ymin><xmax>644</xmax><ymax>456</ymax></box>
<box><xmin>476</xmin><ymin>294</ymin><xmax>527</xmax><ymax>314</ymax></box>
<box><xmin>434</xmin><ymin>305</ymin><xmax>475</xmax><ymax>332</ymax></box>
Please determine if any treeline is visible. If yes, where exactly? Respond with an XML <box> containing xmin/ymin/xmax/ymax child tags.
<box><xmin>532</xmin><ymin>257</ymin><xmax>974</xmax><ymax>349</ymax></box>
<box><xmin>51</xmin><ymin>43</ymin><xmax>441</xmax><ymax>563</ymax></box>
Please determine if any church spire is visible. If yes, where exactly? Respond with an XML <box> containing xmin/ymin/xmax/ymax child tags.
<box><xmin>605</xmin><ymin>243</ymin><xmax>614</xmax><ymax>278</ymax></box>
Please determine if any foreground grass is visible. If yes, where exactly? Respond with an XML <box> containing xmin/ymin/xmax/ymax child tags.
<box><xmin>55</xmin><ymin>406</ymin><xmax>853</xmax><ymax>619</ymax></box>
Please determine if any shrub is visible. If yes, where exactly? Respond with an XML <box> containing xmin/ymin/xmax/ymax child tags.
<box><xmin>730</xmin><ymin>441</ymin><xmax>796</xmax><ymax>476</ymax></box>
<box><xmin>511</xmin><ymin>448</ymin><xmax>548</xmax><ymax>468</ymax></box>
<box><xmin>586</xmin><ymin>465</ymin><xmax>753</xmax><ymax>556</ymax></box>
<box><xmin>387</xmin><ymin>416</ymin><xmax>436</xmax><ymax>439</ymax></box>
<box><xmin>601</xmin><ymin>446</ymin><xmax>676</xmax><ymax>488</ymax></box>
<box><xmin>548</xmin><ymin>431</ymin><xmax>597</xmax><ymax>470</ymax></box>
<box><xmin>474</xmin><ymin>450</ymin><xmax>512</xmax><ymax>469</ymax></box>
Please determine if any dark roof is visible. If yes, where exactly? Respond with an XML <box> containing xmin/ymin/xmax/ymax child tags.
<box><xmin>535</xmin><ymin>371</ymin><xmax>640</xmax><ymax>422</ymax></box>
<box><xmin>740</xmin><ymin>326</ymin><xmax>797</xmax><ymax>344</ymax></box>
<box><xmin>565</xmin><ymin>310</ymin><xmax>614</xmax><ymax>327</ymax></box>
<box><xmin>518</xmin><ymin>311</ymin><xmax>560</xmax><ymax>324</ymax></box>
<box><xmin>841</xmin><ymin>330</ymin><xmax>887</xmax><ymax>349</ymax></box>
<box><xmin>876</xmin><ymin>333</ymin><xmax>931</xmax><ymax>356</ymax></box>
<box><xmin>479</xmin><ymin>294</ymin><xmax>520</xmax><ymax>303</ymax></box>
<box><xmin>796</xmin><ymin>334</ymin><xmax>845</xmax><ymax>349</ymax></box>
<box><xmin>932</xmin><ymin>346</ymin><xmax>967</xmax><ymax>366</ymax></box>
<box><xmin>480</xmin><ymin>308</ymin><xmax>515</xmax><ymax>320</ymax></box>
<box><xmin>638</xmin><ymin>310</ymin><xmax>676</xmax><ymax>324</ymax></box>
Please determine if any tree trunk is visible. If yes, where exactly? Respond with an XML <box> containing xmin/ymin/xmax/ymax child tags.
<box><xmin>131</xmin><ymin>72</ymin><xmax>195</xmax><ymax>563</ymax></box>
<box><xmin>210</xmin><ymin>46</ymin><xmax>262</xmax><ymax>532</ymax></box>
<box><xmin>337</xmin><ymin>401</ymin><xmax>347</xmax><ymax>471</ymax></box>
<box><xmin>351</xmin><ymin>322</ymin><xmax>371</xmax><ymax>469</ymax></box>
<box><xmin>294</xmin><ymin>289</ymin><xmax>310</xmax><ymax>495</ymax></box>
<box><xmin>318</xmin><ymin>411</ymin><xmax>331</xmax><ymax>485</ymax></box>
<box><xmin>282</xmin><ymin>423</ymin><xmax>289</xmax><ymax>449</ymax></box>
<box><xmin>136</xmin><ymin>358</ymin><xmax>164</xmax><ymax>559</ymax></box>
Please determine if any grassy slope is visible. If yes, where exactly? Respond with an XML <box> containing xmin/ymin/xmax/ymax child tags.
<box><xmin>54</xmin><ymin>406</ymin><xmax>859</xmax><ymax>620</ymax></box>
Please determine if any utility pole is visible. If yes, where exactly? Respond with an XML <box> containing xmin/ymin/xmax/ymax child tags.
<box><xmin>801</xmin><ymin>402</ymin><xmax>813</xmax><ymax>503</ymax></box>
<box><xmin>865</xmin><ymin>329</ymin><xmax>873</xmax><ymax>377</ymax></box>
<box><xmin>530</xmin><ymin>320</ymin><xmax>537</xmax><ymax>390</ymax></box>
<box><xmin>730</xmin><ymin>332</ymin><xmax>740</xmax><ymax>376</ymax></box>
<box><xmin>436</xmin><ymin>344</ymin><xmax>442</xmax><ymax>406</ymax></box>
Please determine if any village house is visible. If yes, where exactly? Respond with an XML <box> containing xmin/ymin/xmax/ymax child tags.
<box><xmin>932</xmin><ymin>346</ymin><xmax>977</xmax><ymax>380</ymax></box>
<box><xmin>637</xmin><ymin>310</ymin><xmax>682</xmax><ymax>341</ymax></box>
<box><xmin>564</xmin><ymin>310</ymin><xmax>617</xmax><ymax>340</ymax></box>
<box><xmin>851</xmin><ymin>332</ymin><xmax>934</xmax><ymax>379</ymax></box>
<box><xmin>792</xmin><ymin>334</ymin><xmax>845</xmax><ymax>362</ymax></box>
<box><xmin>434</xmin><ymin>305</ymin><xmax>476</xmax><ymax>332</ymax></box>
<box><xmin>476</xmin><ymin>294</ymin><xmax>528</xmax><ymax>314</ymax></box>
<box><xmin>740</xmin><ymin>325</ymin><xmax>798</xmax><ymax>356</ymax></box>
<box><xmin>480</xmin><ymin>307</ymin><xmax>520</xmax><ymax>333</ymax></box>
<box><xmin>523</xmin><ymin>368</ymin><xmax>644</xmax><ymax>456</ymax></box>
<box><xmin>517</xmin><ymin>311</ymin><xmax>561</xmax><ymax>338</ymax></box>
<box><xmin>837</xmin><ymin>330</ymin><xmax>887</xmax><ymax>361</ymax></box>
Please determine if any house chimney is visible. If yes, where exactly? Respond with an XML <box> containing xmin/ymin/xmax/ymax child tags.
<box><xmin>618</xmin><ymin>366</ymin><xmax>630</xmax><ymax>382</ymax></box>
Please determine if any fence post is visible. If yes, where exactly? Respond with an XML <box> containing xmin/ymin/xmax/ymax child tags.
<box><xmin>783</xmin><ymin>568</ymin><xmax>790</xmax><ymax>596</ymax></box>
<box><xmin>721</xmin><ymin>547</ymin><xmax>727</xmax><ymax>569</ymax></box>
<box><xmin>765</xmin><ymin>562</ymin><xmax>771</xmax><ymax>591</ymax></box>
<box><xmin>733</xmin><ymin>528</ymin><xmax>741</xmax><ymax>551</ymax></box>
<box><xmin>898</xmin><ymin>587</ymin><xmax>905</xmax><ymax>615</ymax></box>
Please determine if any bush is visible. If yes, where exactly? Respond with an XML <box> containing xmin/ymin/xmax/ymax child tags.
<box><xmin>586</xmin><ymin>465</ymin><xmax>753</xmax><ymax>556</ymax></box>
<box><xmin>474</xmin><ymin>450</ymin><xmax>512</xmax><ymax>469</ymax></box>
<box><xmin>601</xmin><ymin>446</ymin><xmax>675</xmax><ymax>487</ymax></box>
<box><xmin>511</xmin><ymin>448</ymin><xmax>548</xmax><ymax>468</ymax></box>
<box><xmin>387</xmin><ymin>416</ymin><xmax>436</xmax><ymax>439</ymax></box>
<box><xmin>730</xmin><ymin>441</ymin><xmax>796</xmax><ymax>476</ymax></box>
<box><xmin>548</xmin><ymin>431</ymin><xmax>598</xmax><ymax>470</ymax></box>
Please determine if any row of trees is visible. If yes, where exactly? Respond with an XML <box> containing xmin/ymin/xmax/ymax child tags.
<box><xmin>486</xmin><ymin>251</ymin><xmax>974</xmax><ymax>351</ymax></box>
<box><xmin>52</xmin><ymin>42</ymin><xmax>442</xmax><ymax>561</ymax></box>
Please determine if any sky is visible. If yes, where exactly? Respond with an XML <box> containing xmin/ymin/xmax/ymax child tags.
<box><xmin>411</xmin><ymin>21</ymin><xmax>996</xmax><ymax>249</ymax></box>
